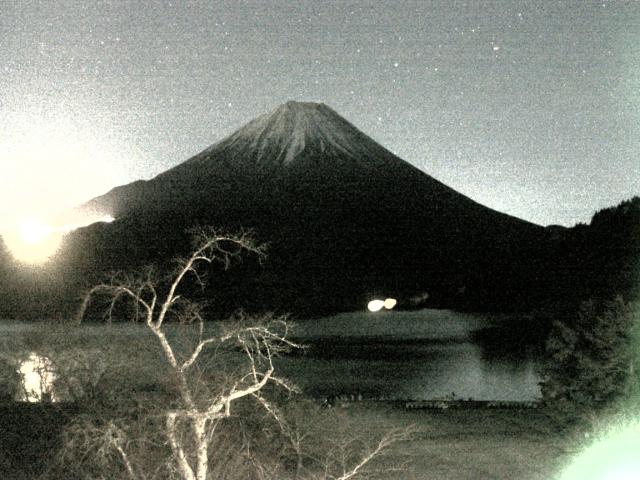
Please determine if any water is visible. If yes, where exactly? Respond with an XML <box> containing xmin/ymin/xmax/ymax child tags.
<box><xmin>276</xmin><ymin>309</ymin><xmax>542</xmax><ymax>402</ymax></box>
<box><xmin>0</xmin><ymin>310</ymin><xmax>543</xmax><ymax>403</ymax></box>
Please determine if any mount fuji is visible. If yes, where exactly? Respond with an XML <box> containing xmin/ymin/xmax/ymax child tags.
<box><xmin>64</xmin><ymin>101</ymin><xmax>550</xmax><ymax>315</ymax></box>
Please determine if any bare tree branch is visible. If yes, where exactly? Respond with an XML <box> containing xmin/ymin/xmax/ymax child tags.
<box><xmin>73</xmin><ymin>229</ymin><xmax>296</xmax><ymax>480</ymax></box>
<box><xmin>72</xmin><ymin>228</ymin><xmax>403</xmax><ymax>480</ymax></box>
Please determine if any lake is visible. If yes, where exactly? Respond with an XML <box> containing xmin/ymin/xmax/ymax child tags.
<box><xmin>276</xmin><ymin>309</ymin><xmax>543</xmax><ymax>402</ymax></box>
<box><xmin>1</xmin><ymin>309</ymin><xmax>544</xmax><ymax>403</ymax></box>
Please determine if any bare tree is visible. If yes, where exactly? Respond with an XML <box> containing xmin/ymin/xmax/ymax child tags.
<box><xmin>76</xmin><ymin>228</ymin><xmax>299</xmax><ymax>480</ymax></box>
<box><xmin>71</xmin><ymin>228</ymin><xmax>412</xmax><ymax>480</ymax></box>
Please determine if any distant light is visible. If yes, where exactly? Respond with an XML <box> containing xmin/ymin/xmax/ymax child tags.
<box><xmin>4</xmin><ymin>213</ymin><xmax>115</xmax><ymax>264</ymax></box>
<box><xmin>383</xmin><ymin>298</ymin><xmax>397</xmax><ymax>310</ymax></box>
<box><xmin>17</xmin><ymin>217</ymin><xmax>51</xmax><ymax>245</ymax></box>
<box><xmin>367</xmin><ymin>299</ymin><xmax>385</xmax><ymax>312</ymax></box>
<box><xmin>4</xmin><ymin>217</ymin><xmax>62</xmax><ymax>264</ymax></box>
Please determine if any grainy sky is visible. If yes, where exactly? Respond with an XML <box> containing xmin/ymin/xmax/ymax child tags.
<box><xmin>1</xmin><ymin>0</ymin><xmax>639</xmax><ymax>226</ymax></box>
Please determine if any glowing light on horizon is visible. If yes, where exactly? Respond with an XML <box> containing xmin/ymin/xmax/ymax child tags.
<box><xmin>3</xmin><ymin>214</ymin><xmax>115</xmax><ymax>264</ymax></box>
<box><xmin>368</xmin><ymin>297</ymin><xmax>398</xmax><ymax>312</ymax></box>
<box><xmin>367</xmin><ymin>299</ymin><xmax>385</xmax><ymax>312</ymax></box>
<box><xmin>17</xmin><ymin>218</ymin><xmax>52</xmax><ymax>245</ymax></box>
<box><xmin>383</xmin><ymin>298</ymin><xmax>397</xmax><ymax>309</ymax></box>
<box><xmin>3</xmin><ymin>217</ymin><xmax>63</xmax><ymax>264</ymax></box>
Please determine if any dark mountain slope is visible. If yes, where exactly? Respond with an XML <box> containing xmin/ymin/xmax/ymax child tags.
<box><xmin>58</xmin><ymin>101</ymin><xmax>551</xmax><ymax>316</ymax></box>
<box><xmin>80</xmin><ymin>102</ymin><xmax>536</xmax><ymax>228</ymax></box>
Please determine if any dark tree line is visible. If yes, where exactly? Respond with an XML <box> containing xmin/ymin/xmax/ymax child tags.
<box><xmin>537</xmin><ymin>198</ymin><xmax>640</xmax><ymax>426</ymax></box>
<box><xmin>554</xmin><ymin>196</ymin><xmax>640</xmax><ymax>305</ymax></box>
<box><xmin>541</xmin><ymin>297</ymin><xmax>639</xmax><ymax>426</ymax></box>
<box><xmin>0</xmin><ymin>196</ymin><xmax>638</xmax><ymax>321</ymax></box>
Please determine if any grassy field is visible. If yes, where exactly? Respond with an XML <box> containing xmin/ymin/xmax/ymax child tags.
<box><xmin>0</xmin><ymin>400</ymin><xmax>575</xmax><ymax>479</ymax></box>
<box><xmin>313</xmin><ymin>402</ymin><xmax>574</xmax><ymax>480</ymax></box>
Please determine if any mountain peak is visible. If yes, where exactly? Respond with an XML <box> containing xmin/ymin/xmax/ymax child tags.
<box><xmin>279</xmin><ymin>100</ymin><xmax>327</xmax><ymax>111</ymax></box>
<box><xmin>213</xmin><ymin>100</ymin><xmax>396</xmax><ymax>168</ymax></box>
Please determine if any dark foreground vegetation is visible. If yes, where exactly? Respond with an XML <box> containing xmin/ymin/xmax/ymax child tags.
<box><xmin>0</xmin><ymin>403</ymin><xmax>79</xmax><ymax>478</ymax></box>
<box><xmin>1</xmin><ymin>294</ymin><xmax>635</xmax><ymax>479</ymax></box>
<box><xmin>0</xmin><ymin>195</ymin><xmax>638</xmax><ymax>478</ymax></box>
<box><xmin>0</xmin><ymin>399</ymin><xmax>577</xmax><ymax>480</ymax></box>
<box><xmin>541</xmin><ymin>297</ymin><xmax>640</xmax><ymax>429</ymax></box>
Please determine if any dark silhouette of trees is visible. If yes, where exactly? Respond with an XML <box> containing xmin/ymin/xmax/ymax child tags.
<box><xmin>541</xmin><ymin>296</ymin><xmax>639</xmax><ymax>426</ymax></box>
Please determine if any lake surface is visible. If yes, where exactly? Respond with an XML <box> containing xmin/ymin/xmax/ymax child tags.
<box><xmin>1</xmin><ymin>309</ymin><xmax>543</xmax><ymax>403</ymax></box>
<box><xmin>276</xmin><ymin>309</ymin><xmax>542</xmax><ymax>402</ymax></box>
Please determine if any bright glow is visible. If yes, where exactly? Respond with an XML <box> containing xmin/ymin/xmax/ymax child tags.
<box><xmin>17</xmin><ymin>353</ymin><xmax>57</xmax><ymax>403</ymax></box>
<box><xmin>3</xmin><ymin>213</ymin><xmax>115</xmax><ymax>264</ymax></box>
<box><xmin>0</xmin><ymin>108</ymin><xmax>137</xmax><ymax>229</ymax></box>
<box><xmin>56</xmin><ymin>214</ymin><xmax>116</xmax><ymax>231</ymax></box>
<box><xmin>0</xmin><ymin>110</ymin><xmax>127</xmax><ymax>262</ymax></box>
<box><xmin>368</xmin><ymin>299</ymin><xmax>385</xmax><ymax>312</ymax></box>
<box><xmin>17</xmin><ymin>218</ymin><xmax>51</xmax><ymax>245</ymax></box>
<box><xmin>559</xmin><ymin>420</ymin><xmax>640</xmax><ymax>480</ymax></box>
<box><xmin>383</xmin><ymin>298</ymin><xmax>397</xmax><ymax>310</ymax></box>
<box><xmin>4</xmin><ymin>217</ymin><xmax>63</xmax><ymax>264</ymax></box>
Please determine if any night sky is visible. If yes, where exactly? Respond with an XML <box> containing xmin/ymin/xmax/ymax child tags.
<box><xmin>1</xmin><ymin>0</ymin><xmax>639</xmax><ymax>227</ymax></box>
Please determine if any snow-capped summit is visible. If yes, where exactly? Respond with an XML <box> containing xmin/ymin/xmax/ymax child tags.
<box><xmin>173</xmin><ymin>100</ymin><xmax>406</xmax><ymax>177</ymax></box>
<box><xmin>215</xmin><ymin>101</ymin><xmax>392</xmax><ymax>166</ymax></box>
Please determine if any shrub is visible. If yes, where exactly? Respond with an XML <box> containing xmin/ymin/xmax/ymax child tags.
<box><xmin>541</xmin><ymin>296</ymin><xmax>639</xmax><ymax>427</ymax></box>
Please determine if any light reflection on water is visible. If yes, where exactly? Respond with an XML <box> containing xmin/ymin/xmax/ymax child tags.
<box><xmin>16</xmin><ymin>352</ymin><xmax>57</xmax><ymax>403</ymax></box>
<box><xmin>2</xmin><ymin>309</ymin><xmax>542</xmax><ymax>403</ymax></box>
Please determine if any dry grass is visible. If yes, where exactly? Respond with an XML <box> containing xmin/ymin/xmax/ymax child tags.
<box><xmin>324</xmin><ymin>402</ymin><xmax>574</xmax><ymax>480</ymax></box>
<box><xmin>0</xmin><ymin>399</ymin><xmax>575</xmax><ymax>479</ymax></box>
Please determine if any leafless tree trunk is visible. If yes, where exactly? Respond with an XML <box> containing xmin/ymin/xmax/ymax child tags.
<box><xmin>77</xmin><ymin>228</ymin><xmax>302</xmax><ymax>480</ymax></box>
